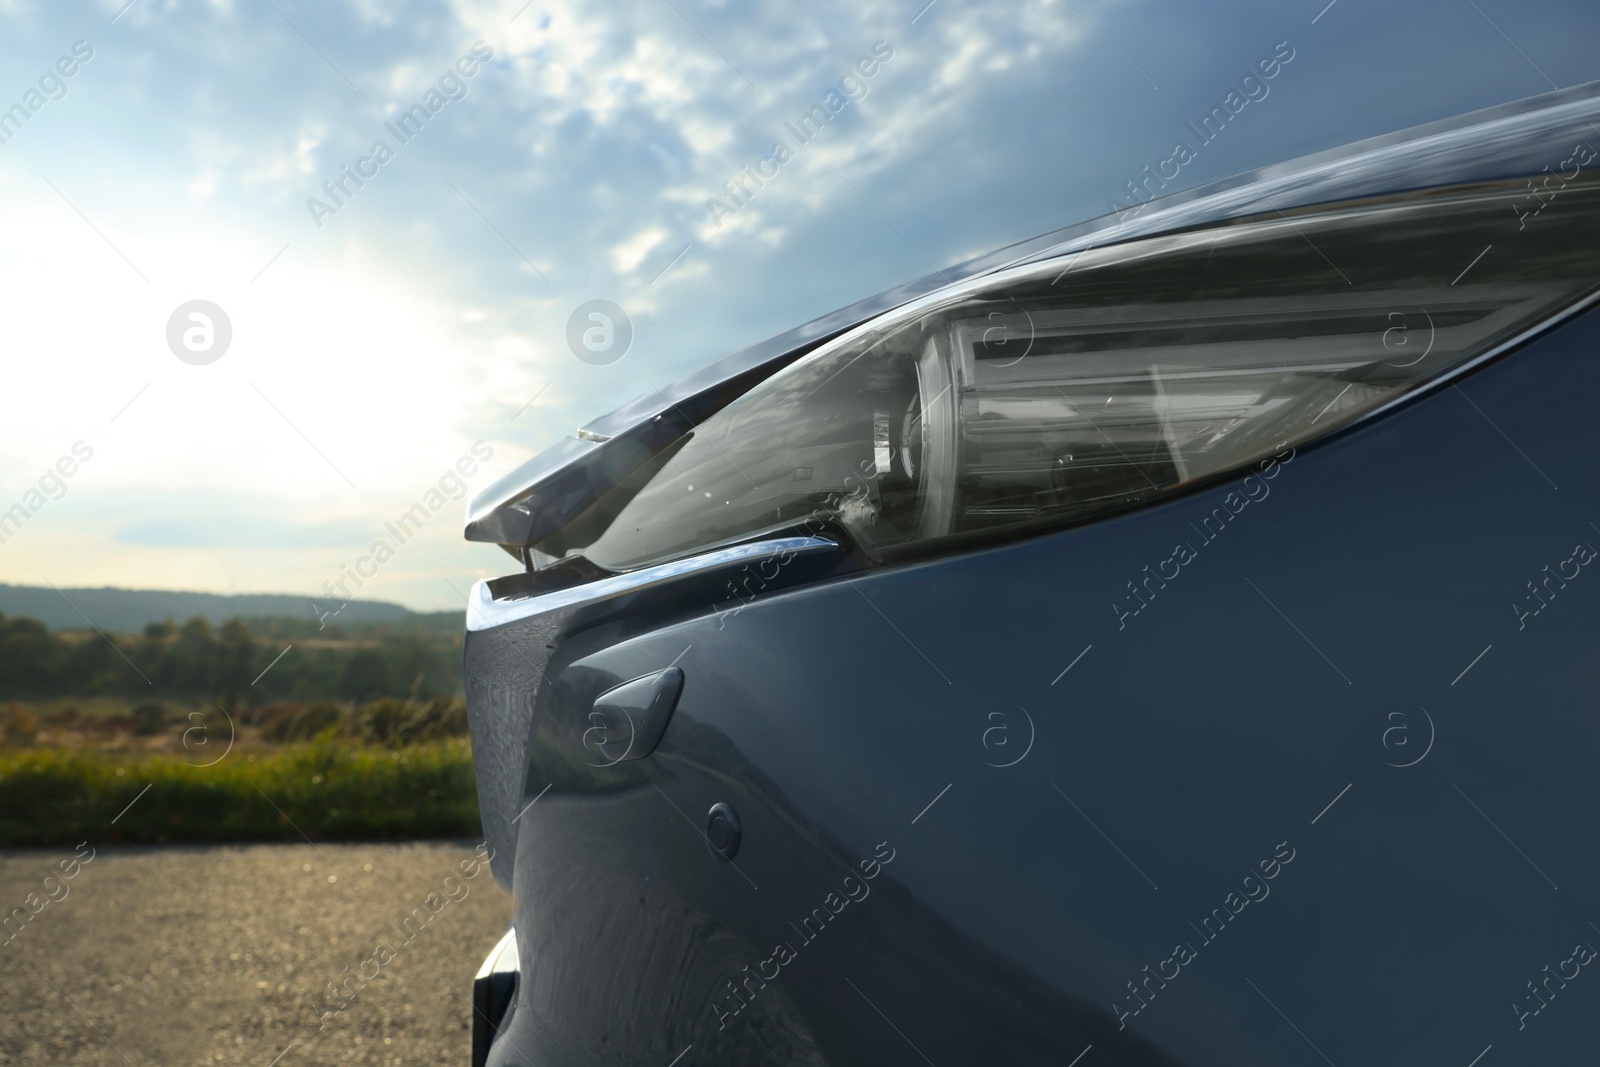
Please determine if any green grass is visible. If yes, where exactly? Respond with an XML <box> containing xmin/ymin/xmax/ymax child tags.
<box><xmin>0</xmin><ymin>739</ymin><xmax>480</xmax><ymax>846</ymax></box>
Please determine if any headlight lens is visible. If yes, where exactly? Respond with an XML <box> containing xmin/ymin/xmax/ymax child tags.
<box><xmin>556</xmin><ymin>178</ymin><xmax>1600</xmax><ymax>571</ymax></box>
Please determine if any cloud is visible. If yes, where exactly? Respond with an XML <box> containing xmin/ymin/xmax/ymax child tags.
<box><xmin>610</xmin><ymin>225</ymin><xmax>667</xmax><ymax>274</ymax></box>
<box><xmin>3</xmin><ymin>0</ymin><xmax>1583</xmax><ymax>608</ymax></box>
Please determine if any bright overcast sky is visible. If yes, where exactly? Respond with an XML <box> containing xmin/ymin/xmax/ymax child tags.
<box><xmin>0</xmin><ymin>0</ymin><xmax>1593</xmax><ymax>610</ymax></box>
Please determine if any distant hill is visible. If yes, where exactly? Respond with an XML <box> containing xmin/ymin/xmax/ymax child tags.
<box><xmin>0</xmin><ymin>583</ymin><xmax>441</xmax><ymax>635</ymax></box>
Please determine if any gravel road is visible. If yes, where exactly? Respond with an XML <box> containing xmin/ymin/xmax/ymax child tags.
<box><xmin>0</xmin><ymin>842</ymin><xmax>513</xmax><ymax>1066</ymax></box>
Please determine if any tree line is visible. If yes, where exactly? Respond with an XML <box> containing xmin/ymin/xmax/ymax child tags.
<box><xmin>0</xmin><ymin>612</ymin><xmax>463</xmax><ymax>708</ymax></box>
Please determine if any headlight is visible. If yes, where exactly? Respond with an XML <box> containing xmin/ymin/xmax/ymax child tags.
<box><xmin>542</xmin><ymin>177</ymin><xmax>1600</xmax><ymax>571</ymax></box>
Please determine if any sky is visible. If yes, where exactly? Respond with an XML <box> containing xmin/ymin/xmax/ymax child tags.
<box><xmin>0</xmin><ymin>0</ymin><xmax>1597</xmax><ymax>613</ymax></box>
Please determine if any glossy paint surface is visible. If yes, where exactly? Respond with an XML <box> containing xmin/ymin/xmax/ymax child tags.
<box><xmin>476</xmin><ymin>302</ymin><xmax>1600</xmax><ymax>1064</ymax></box>
<box><xmin>459</xmin><ymin>1</ymin><xmax>1600</xmax><ymax>1061</ymax></box>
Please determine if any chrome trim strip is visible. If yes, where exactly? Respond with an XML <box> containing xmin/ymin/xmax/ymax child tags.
<box><xmin>465</xmin><ymin>536</ymin><xmax>840</xmax><ymax>632</ymax></box>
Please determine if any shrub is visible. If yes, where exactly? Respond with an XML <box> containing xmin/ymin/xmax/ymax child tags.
<box><xmin>346</xmin><ymin>697</ymin><xmax>469</xmax><ymax>746</ymax></box>
<box><xmin>131</xmin><ymin>701</ymin><xmax>168</xmax><ymax>736</ymax></box>
<box><xmin>261</xmin><ymin>701</ymin><xmax>342</xmax><ymax>742</ymax></box>
<box><xmin>350</xmin><ymin>697</ymin><xmax>409</xmax><ymax>744</ymax></box>
<box><xmin>43</xmin><ymin>706</ymin><xmax>82</xmax><ymax>729</ymax></box>
<box><xmin>88</xmin><ymin>715</ymin><xmax>134</xmax><ymax>737</ymax></box>
<box><xmin>237</xmin><ymin>702</ymin><xmax>291</xmax><ymax>728</ymax></box>
<box><xmin>2</xmin><ymin>705</ymin><xmax>37</xmax><ymax>745</ymax></box>
<box><xmin>416</xmin><ymin>698</ymin><xmax>469</xmax><ymax>740</ymax></box>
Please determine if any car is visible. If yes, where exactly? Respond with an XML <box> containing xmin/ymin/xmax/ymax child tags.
<box><xmin>460</xmin><ymin>51</ymin><xmax>1600</xmax><ymax>1067</ymax></box>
